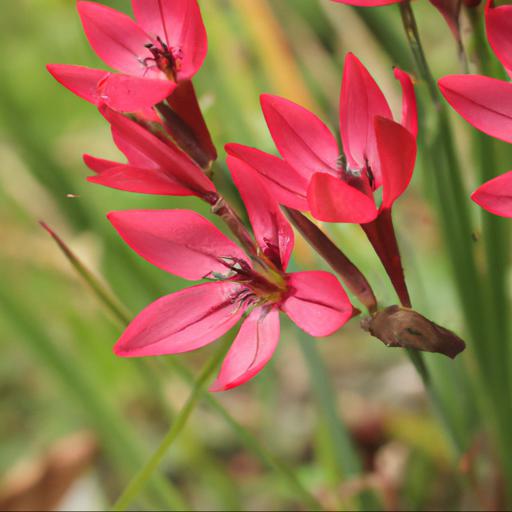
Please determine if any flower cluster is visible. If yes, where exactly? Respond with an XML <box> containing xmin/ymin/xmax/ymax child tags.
<box><xmin>439</xmin><ymin>0</ymin><xmax>512</xmax><ymax>217</ymax></box>
<box><xmin>49</xmin><ymin>0</ymin><xmax>468</xmax><ymax>391</ymax></box>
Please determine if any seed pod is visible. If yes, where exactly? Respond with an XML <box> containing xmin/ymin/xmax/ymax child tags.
<box><xmin>361</xmin><ymin>305</ymin><xmax>466</xmax><ymax>359</ymax></box>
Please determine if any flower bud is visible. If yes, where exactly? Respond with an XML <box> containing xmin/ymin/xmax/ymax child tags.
<box><xmin>361</xmin><ymin>305</ymin><xmax>466</xmax><ymax>359</ymax></box>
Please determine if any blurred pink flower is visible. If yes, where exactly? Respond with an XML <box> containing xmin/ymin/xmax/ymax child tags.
<box><xmin>439</xmin><ymin>0</ymin><xmax>512</xmax><ymax>216</ymax></box>
<box><xmin>47</xmin><ymin>0</ymin><xmax>207</xmax><ymax>111</ymax></box>
<box><xmin>109</xmin><ymin>168</ymin><xmax>354</xmax><ymax>391</ymax></box>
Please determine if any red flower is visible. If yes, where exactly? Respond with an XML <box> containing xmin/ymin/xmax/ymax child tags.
<box><xmin>226</xmin><ymin>53</ymin><xmax>417</xmax><ymax>224</ymax></box>
<box><xmin>85</xmin><ymin>105</ymin><xmax>217</xmax><ymax>202</ymax></box>
<box><xmin>438</xmin><ymin>0</ymin><xmax>512</xmax><ymax>216</ymax></box>
<box><xmin>226</xmin><ymin>53</ymin><xmax>417</xmax><ymax>306</ymax></box>
<box><xmin>471</xmin><ymin>171</ymin><xmax>512</xmax><ymax>217</ymax></box>
<box><xmin>47</xmin><ymin>0</ymin><xmax>207</xmax><ymax>112</ymax></box>
<box><xmin>109</xmin><ymin>167</ymin><xmax>354</xmax><ymax>391</ymax></box>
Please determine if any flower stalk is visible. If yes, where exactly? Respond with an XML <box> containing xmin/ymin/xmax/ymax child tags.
<box><xmin>284</xmin><ymin>207</ymin><xmax>378</xmax><ymax>313</ymax></box>
<box><xmin>362</xmin><ymin>209</ymin><xmax>411</xmax><ymax>308</ymax></box>
<box><xmin>111</xmin><ymin>335</ymin><xmax>233</xmax><ymax>512</ymax></box>
<box><xmin>211</xmin><ymin>194</ymin><xmax>259</xmax><ymax>258</ymax></box>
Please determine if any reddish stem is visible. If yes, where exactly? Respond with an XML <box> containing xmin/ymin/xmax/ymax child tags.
<box><xmin>284</xmin><ymin>208</ymin><xmax>378</xmax><ymax>313</ymax></box>
<box><xmin>157</xmin><ymin>81</ymin><xmax>217</xmax><ymax>171</ymax></box>
<box><xmin>362</xmin><ymin>209</ymin><xmax>411</xmax><ymax>308</ymax></box>
<box><xmin>211</xmin><ymin>196</ymin><xmax>259</xmax><ymax>258</ymax></box>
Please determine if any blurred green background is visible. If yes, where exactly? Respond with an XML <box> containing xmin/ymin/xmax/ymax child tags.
<box><xmin>0</xmin><ymin>0</ymin><xmax>510</xmax><ymax>510</ymax></box>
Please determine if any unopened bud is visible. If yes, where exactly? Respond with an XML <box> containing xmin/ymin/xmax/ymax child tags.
<box><xmin>361</xmin><ymin>305</ymin><xmax>466</xmax><ymax>359</ymax></box>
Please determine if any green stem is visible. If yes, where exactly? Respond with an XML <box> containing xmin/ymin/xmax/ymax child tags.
<box><xmin>351</xmin><ymin>7</ymin><xmax>413</xmax><ymax>70</ymax></box>
<box><xmin>467</xmin><ymin>9</ymin><xmax>512</xmax><ymax>503</ymax></box>
<box><xmin>467</xmin><ymin>0</ymin><xmax>511</xmax><ymax>393</ymax></box>
<box><xmin>111</xmin><ymin>337</ymin><xmax>231</xmax><ymax>511</ymax></box>
<box><xmin>399</xmin><ymin>1</ymin><xmax>439</xmax><ymax>106</ymax></box>
<box><xmin>168</xmin><ymin>360</ymin><xmax>324</xmax><ymax>511</ymax></box>
<box><xmin>297</xmin><ymin>333</ymin><xmax>380</xmax><ymax>511</ymax></box>
<box><xmin>41</xmin><ymin>222</ymin><xmax>131</xmax><ymax>326</ymax></box>
<box><xmin>399</xmin><ymin>0</ymin><xmax>484</xmax><ymax>352</ymax></box>
<box><xmin>399</xmin><ymin>2</ymin><xmax>512</xmax><ymax>502</ymax></box>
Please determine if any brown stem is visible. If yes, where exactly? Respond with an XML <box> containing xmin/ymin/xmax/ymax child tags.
<box><xmin>211</xmin><ymin>196</ymin><xmax>258</xmax><ymax>258</ymax></box>
<box><xmin>157</xmin><ymin>103</ymin><xmax>211</xmax><ymax>171</ymax></box>
<box><xmin>157</xmin><ymin>81</ymin><xmax>217</xmax><ymax>172</ymax></box>
<box><xmin>362</xmin><ymin>209</ymin><xmax>411</xmax><ymax>308</ymax></box>
<box><xmin>284</xmin><ymin>207</ymin><xmax>378</xmax><ymax>313</ymax></box>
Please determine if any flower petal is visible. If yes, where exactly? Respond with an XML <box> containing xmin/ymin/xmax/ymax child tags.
<box><xmin>114</xmin><ymin>281</ymin><xmax>246</xmax><ymax>357</ymax></box>
<box><xmin>46</xmin><ymin>64</ymin><xmax>109</xmax><ymax>105</ymax></box>
<box><xmin>210</xmin><ymin>307</ymin><xmax>280</xmax><ymax>392</ymax></box>
<box><xmin>393</xmin><ymin>67</ymin><xmax>418</xmax><ymax>138</ymax></box>
<box><xmin>260</xmin><ymin>94</ymin><xmax>339</xmax><ymax>178</ymax></box>
<box><xmin>439</xmin><ymin>74</ymin><xmax>512</xmax><ymax>144</ymax></box>
<box><xmin>377</xmin><ymin>117</ymin><xmax>417</xmax><ymax>210</ymax></box>
<box><xmin>132</xmin><ymin>0</ymin><xmax>208</xmax><ymax>81</ymax></box>
<box><xmin>308</xmin><ymin>172</ymin><xmax>378</xmax><ymax>223</ymax></box>
<box><xmin>100</xmin><ymin>105</ymin><xmax>216</xmax><ymax>198</ymax></box>
<box><xmin>471</xmin><ymin>170</ymin><xmax>512</xmax><ymax>217</ymax></box>
<box><xmin>88</xmin><ymin>164</ymin><xmax>192</xmax><ymax>196</ymax></box>
<box><xmin>282</xmin><ymin>271</ymin><xmax>353</xmax><ymax>337</ymax></box>
<box><xmin>111</xmin><ymin>128</ymin><xmax>158</xmax><ymax>169</ymax></box>
<box><xmin>83</xmin><ymin>154</ymin><xmax>118</xmax><ymax>174</ymax></box>
<box><xmin>77</xmin><ymin>1</ymin><xmax>155</xmax><ymax>77</ymax></box>
<box><xmin>99</xmin><ymin>74</ymin><xmax>175</xmax><ymax>112</ymax></box>
<box><xmin>228</xmin><ymin>156</ymin><xmax>294</xmax><ymax>270</ymax></box>
<box><xmin>108</xmin><ymin>209</ymin><xmax>249</xmax><ymax>280</ymax></box>
<box><xmin>340</xmin><ymin>53</ymin><xmax>392</xmax><ymax>185</ymax></box>
<box><xmin>166</xmin><ymin>80</ymin><xmax>217</xmax><ymax>162</ymax></box>
<box><xmin>225</xmin><ymin>144</ymin><xmax>309</xmax><ymax>210</ymax></box>
<box><xmin>486</xmin><ymin>0</ymin><xmax>512</xmax><ymax>75</ymax></box>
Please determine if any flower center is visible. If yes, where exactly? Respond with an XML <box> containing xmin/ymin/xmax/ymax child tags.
<box><xmin>142</xmin><ymin>36</ymin><xmax>183</xmax><ymax>81</ymax></box>
<box><xmin>210</xmin><ymin>256</ymin><xmax>288</xmax><ymax>306</ymax></box>
<box><xmin>338</xmin><ymin>155</ymin><xmax>376</xmax><ymax>195</ymax></box>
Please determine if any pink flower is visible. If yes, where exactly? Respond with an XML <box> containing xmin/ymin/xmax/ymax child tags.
<box><xmin>226</xmin><ymin>53</ymin><xmax>417</xmax><ymax>306</ymax></box>
<box><xmin>438</xmin><ymin>0</ymin><xmax>512</xmax><ymax>216</ymax></box>
<box><xmin>109</xmin><ymin>167</ymin><xmax>354</xmax><ymax>391</ymax></box>
<box><xmin>226</xmin><ymin>53</ymin><xmax>417</xmax><ymax>225</ymax></box>
<box><xmin>84</xmin><ymin>105</ymin><xmax>217</xmax><ymax>202</ymax></box>
<box><xmin>47</xmin><ymin>0</ymin><xmax>207</xmax><ymax>112</ymax></box>
<box><xmin>471</xmin><ymin>171</ymin><xmax>512</xmax><ymax>217</ymax></box>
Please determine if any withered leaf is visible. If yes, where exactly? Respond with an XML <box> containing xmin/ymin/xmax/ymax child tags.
<box><xmin>361</xmin><ymin>305</ymin><xmax>466</xmax><ymax>359</ymax></box>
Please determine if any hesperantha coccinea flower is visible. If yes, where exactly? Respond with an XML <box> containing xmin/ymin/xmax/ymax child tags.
<box><xmin>226</xmin><ymin>53</ymin><xmax>417</xmax><ymax>224</ymax></box>
<box><xmin>108</xmin><ymin>165</ymin><xmax>355</xmax><ymax>391</ymax></box>
<box><xmin>47</xmin><ymin>0</ymin><xmax>207</xmax><ymax>112</ymax></box>
<box><xmin>439</xmin><ymin>0</ymin><xmax>512</xmax><ymax>217</ymax></box>
<box><xmin>226</xmin><ymin>53</ymin><xmax>417</xmax><ymax>306</ymax></box>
